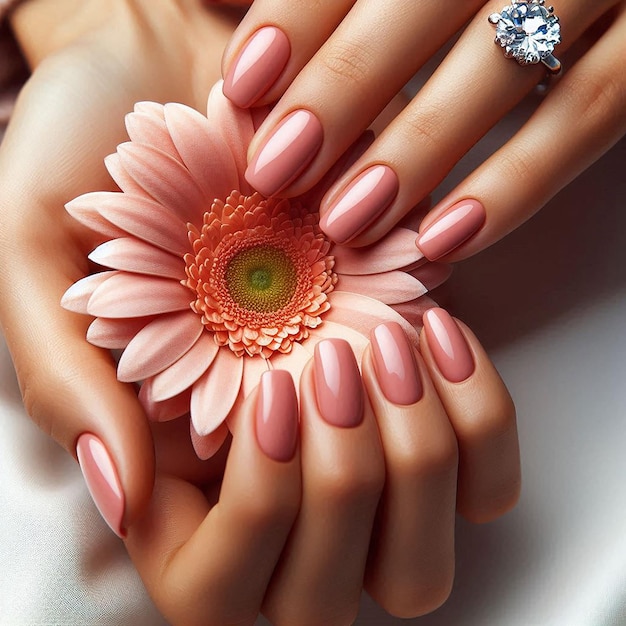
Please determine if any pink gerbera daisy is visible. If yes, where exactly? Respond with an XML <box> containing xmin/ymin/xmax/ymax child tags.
<box><xmin>62</xmin><ymin>82</ymin><xmax>448</xmax><ymax>458</ymax></box>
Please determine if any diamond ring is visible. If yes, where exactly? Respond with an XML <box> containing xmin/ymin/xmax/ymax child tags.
<box><xmin>489</xmin><ymin>0</ymin><xmax>562</xmax><ymax>74</ymax></box>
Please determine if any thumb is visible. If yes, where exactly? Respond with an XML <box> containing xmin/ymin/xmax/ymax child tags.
<box><xmin>0</xmin><ymin>230</ymin><xmax>154</xmax><ymax>538</ymax></box>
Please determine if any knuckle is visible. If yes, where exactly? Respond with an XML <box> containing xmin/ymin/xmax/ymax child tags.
<box><xmin>561</xmin><ymin>68</ymin><xmax>626</xmax><ymax>127</ymax></box>
<box><xmin>395</xmin><ymin>430</ymin><xmax>459</xmax><ymax>482</ymax></box>
<box><xmin>238</xmin><ymin>487</ymin><xmax>300</xmax><ymax>530</ymax></box>
<box><xmin>493</xmin><ymin>141</ymin><xmax>536</xmax><ymax>183</ymax></box>
<box><xmin>319</xmin><ymin>39</ymin><xmax>373</xmax><ymax>88</ymax></box>
<box><xmin>462</xmin><ymin>388</ymin><xmax>517</xmax><ymax>445</ymax></box>
<box><xmin>314</xmin><ymin>454</ymin><xmax>385</xmax><ymax>506</ymax></box>
<box><xmin>401</xmin><ymin>105</ymin><xmax>444</xmax><ymax>152</ymax></box>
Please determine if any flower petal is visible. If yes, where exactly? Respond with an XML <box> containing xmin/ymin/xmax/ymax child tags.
<box><xmin>104</xmin><ymin>153</ymin><xmax>152</xmax><ymax>198</ymax></box>
<box><xmin>268</xmin><ymin>342</ymin><xmax>314</xmax><ymax>394</ymax></box>
<box><xmin>333</xmin><ymin>227</ymin><xmax>424</xmax><ymax>275</ymax></box>
<box><xmin>117</xmin><ymin>311</ymin><xmax>203</xmax><ymax>382</ymax></box>
<box><xmin>241</xmin><ymin>355</ymin><xmax>270</xmax><ymax>398</ymax></box>
<box><xmin>88</xmin><ymin>273</ymin><xmax>192</xmax><ymax>318</ymax></box>
<box><xmin>327</xmin><ymin>290</ymin><xmax>419</xmax><ymax>345</ymax></box>
<box><xmin>191</xmin><ymin>349</ymin><xmax>243</xmax><ymax>436</ymax></box>
<box><xmin>151</xmin><ymin>333</ymin><xmax>219</xmax><ymax>402</ymax></box>
<box><xmin>164</xmin><ymin>103</ymin><xmax>239</xmax><ymax>202</ymax></box>
<box><xmin>65</xmin><ymin>193</ymin><xmax>128</xmax><ymax>239</ymax></box>
<box><xmin>309</xmin><ymin>320</ymin><xmax>368</xmax><ymax>365</ymax></box>
<box><xmin>125</xmin><ymin>111</ymin><xmax>180</xmax><ymax>160</ymax></box>
<box><xmin>190</xmin><ymin>421</ymin><xmax>229</xmax><ymax>460</ymax></box>
<box><xmin>410</xmin><ymin>262</ymin><xmax>453</xmax><ymax>292</ymax></box>
<box><xmin>89</xmin><ymin>237</ymin><xmax>185</xmax><ymax>280</ymax></box>
<box><xmin>87</xmin><ymin>317</ymin><xmax>153</xmax><ymax>349</ymax></box>
<box><xmin>139</xmin><ymin>380</ymin><xmax>191</xmax><ymax>422</ymax></box>
<box><xmin>134</xmin><ymin>101</ymin><xmax>165</xmax><ymax>119</ymax></box>
<box><xmin>338</xmin><ymin>270</ymin><xmax>427</xmax><ymax>305</ymax></box>
<box><xmin>96</xmin><ymin>194</ymin><xmax>189</xmax><ymax>256</ymax></box>
<box><xmin>117</xmin><ymin>142</ymin><xmax>207</xmax><ymax>224</ymax></box>
<box><xmin>391</xmin><ymin>295</ymin><xmax>437</xmax><ymax>332</ymax></box>
<box><xmin>206</xmin><ymin>81</ymin><xmax>255</xmax><ymax>192</ymax></box>
<box><xmin>61</xmin><ymin>271</ymin><xmax>117</xmax><ymax>313</ymax></box>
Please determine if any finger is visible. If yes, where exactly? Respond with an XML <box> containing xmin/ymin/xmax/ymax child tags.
<box><xmin>417</xmin><ymin>3</ymin><xmax>626</xmax><ymax>262</ymax></box>
<box><xmin>126</xmin><ymin>369</ymin><xmax>301</xmax><ymax>626</ymax></box>
<box><xmin>238</xmin><ymin>0</ymin><xmax>485</xmax><ymax>198</ymax></box>
<box><xmin>320</xmin><ymin>0</ymin><xmax>620</xmax><ymax>248</ymax></box>
<box><xmin>262</xmin><ymin>339</ymin><xmax>385</xmax><ymax>626</ymax></box>
<box><xmin>0</xmin><ymin>62</ymin><xmax>156</xmax><ymax>537</ymax></box>
<box><xmin>362</xmin><ymin>322</ymin><xmax>458</xmax><ymax>618</ymax></box>
<box><xmin>221</xmin><ymin>0</ymin><xmax>356</xmax><ymax>108</ymax></box>
<box><xmin>420</xmin><ymin>308</ymin><xmax>521</xmax><ymax>523</ymax></box>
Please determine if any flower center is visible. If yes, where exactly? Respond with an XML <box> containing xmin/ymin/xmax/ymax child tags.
<box><xmin>183</xmin><ymin>191</ymin><xmax>336</xmax><ymax>358</ymax></box>
<box><xmin>226</xmin><ymin>244</ymin><xmax>297</xmax><ymax>313</ymax></box>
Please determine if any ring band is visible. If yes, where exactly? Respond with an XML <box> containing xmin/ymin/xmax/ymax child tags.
<box><xmin>489</xmin><ymin>0</ymin><xmax>562</xmax><ymax>74</ymax></box>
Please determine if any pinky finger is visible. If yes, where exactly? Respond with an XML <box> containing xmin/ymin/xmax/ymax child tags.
<box><xmin>420</xmin><ymin>308</ymin><xmax>521</xmax><ymax>523</ymax></box>
<box><xmin>417</xmin><ymin>6</ymin><xmax>626</xmax><ymax>262</ymax></box>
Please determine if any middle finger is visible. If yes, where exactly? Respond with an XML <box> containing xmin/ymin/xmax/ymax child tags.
<box><xmin>262</xmin><ymin>339</ymin><xmax>385</xmax><ymax>626</ymax></box>
<box><xmin>239</xmin><ymin>0</ymin><xmax>486</xmax><ymax>197</ymax></box>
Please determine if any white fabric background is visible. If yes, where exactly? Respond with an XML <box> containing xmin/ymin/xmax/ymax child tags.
<box><xmin>1</xmin><ymin>97</ymin><xmax>625</xmax><ymax>625</ymax></box>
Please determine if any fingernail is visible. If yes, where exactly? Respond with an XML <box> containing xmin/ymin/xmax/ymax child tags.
<box><xmin>313</xmin><ymin>339</ymin><xmax>363</xmax><ymax>427</ymax></box>
<box><xmin>223</xmin><ymin>26</ymin><xmax>291</xmax><ymax>108</ymax></box>
<box><xmin>416</xmin><ymin>199</ymin><xmax>486</xmax><ymax>260</ymax></box>
<box><xmin>423</xmin><ymin>308</ymin><xmax>475</xmax><ymax>382</ymax></box>
<box><xmin>76</xmin><ymin>434</ymin><xmax>125</xmax><ymax>538</ymax></box>
<box><xmin>255</xmin><ymin>370</ymin><xmax>299</xmax><ymax>462</ymax></box>
<box><xmin>245</xmin><ymin>109</ymin><xmax>323</xmax><ymax>197</ymax></box>
<box><xmin>370</xmin><ymin>322</ymin><xmax>422</xmax><ymax>405</ymax></box>
<box><xmin>320</xmin><ymin>165</ymin><xmax>399</xmax><ymax>244</ymax></box>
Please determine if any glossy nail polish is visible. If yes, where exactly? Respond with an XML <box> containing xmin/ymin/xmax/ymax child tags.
<box><xmin>255</xmin><ymin>369</ymin><xmax>299</xmax><ymax>462</ymax></box>
<box><xmin>416</xmin><ymin>199</ymin><xmax>486</xmax><ymax>260</ymax></box>
<box><xmin>423</xmin><ymin>308</ymin><xmax>475</xmax><ymax>383</ymax></box>
<box><xmin>370</xmin><ymin>322</ymin><xmax>422</xmax><ymax>405</ymax></box>
<box><xmin>76</xmin><ymin>434</ymin><xmax>125</xmax><ymax>538</ymax></box>
<box><xmin>313</xmin><ymin>339</ymin><xmax>363</xmax><ymax>428</ymax></box>
<box><xmin>320</xmin><ymin>165</ymin><xmax>399</xmax><ymax>244</ymax></box>
<box><xmin>223</xmin><ymin>26</ymin><xmax>291</xmax><ymax>108</ymax></box>
<box><xmin>245</xmin><ymin>110</ymin><xmax>323</xmax><ymax>197</ymax></box>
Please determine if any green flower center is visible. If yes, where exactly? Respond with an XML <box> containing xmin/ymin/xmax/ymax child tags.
<box><xmin>226</xmin><ymin>244</ymin><xmax>297</xmax><ymax>313</ymax></box>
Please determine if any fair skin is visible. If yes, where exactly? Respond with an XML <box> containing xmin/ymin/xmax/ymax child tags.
<box><xmin>0</xmin><ymin>1</ymin><xmax>519</xmax><ymax>624</ymax></box>
<box><xmin>221</xmin><ymin>0</ymin><xmax>626</xmax><ymax>255</ymax></box>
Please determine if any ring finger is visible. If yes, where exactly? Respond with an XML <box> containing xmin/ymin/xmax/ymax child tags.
<box><xmin>319</xmin><ymin>0</ymin><xmax>620</xmax><ymax>247</ymax></box>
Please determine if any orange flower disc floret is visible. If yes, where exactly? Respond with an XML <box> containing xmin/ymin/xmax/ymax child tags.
<box><xmin>183</xmin><ymin>192</ymin><xmax>337</xmax><ymax>358</ymax></box>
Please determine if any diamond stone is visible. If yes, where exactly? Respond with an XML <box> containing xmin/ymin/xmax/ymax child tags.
<box><xmin>492</xmin><ymin>1</ymin><xmax>561</xmax><ymax>65</ymax></box>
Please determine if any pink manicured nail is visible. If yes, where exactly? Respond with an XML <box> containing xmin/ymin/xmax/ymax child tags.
<box><xmin>370</xmin><ymin>322</ymin><xmax>422</xmax><ymax>405</ymax></box>
<box><xmin>223</xmin><ymin>26</ymin><xmax>291</xmax><ymax>108</ymax></box>
<box><xmin>320</xmin><ymin>165</ymin><xmax>399</xmax><ymax>244</ymax></box>
<box><xmin>423</xmin><ymin>308</ymin><xmax>475</xmax><ymax>383</ymax></box>
<box><xmin>76</xmin><ymin>434</ymin><xmax>125</xmax><ymax>538</ymax></box>
<box><xmin>255</xmin><ymin>369</ymin><xmax>299</xmax><ymax>462</ymax></box>
<box><xmin>313</xmin><ymin>339</ymin><xmax>363</xmax><ymax>428</ymax></box>
<box><xmin>416</xmin><ymin>199</ymin><xmax>486</xmax><ymax>260</ymax></box>
<box><xmin>245</xmin><ymin>110</ymin><xmax>323</xmax><ymax>197</ymax></box>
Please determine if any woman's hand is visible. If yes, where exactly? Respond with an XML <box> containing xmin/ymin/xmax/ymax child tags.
<box><xmin>0</xmin><ymin>0</ymin><xmax>239</xmax><ymax>535</ymax></box>
<box><xmin>127</xmin><ymin>317</ymin><xmax>520</xmax><ymax>625</ymax></box>
<box><xmin>220</xmin><ymin>0</ymin><xmax>626</xmax><ymax>257</ymax></box>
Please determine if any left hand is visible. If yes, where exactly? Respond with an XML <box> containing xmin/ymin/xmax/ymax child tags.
<box><xmin>220</xmin><ymin>0</ymin><xmax>626</xmax><ymax>257</ymax></box>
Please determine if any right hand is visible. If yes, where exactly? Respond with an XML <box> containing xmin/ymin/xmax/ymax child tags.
<box><xmin>128</xmin><ymin>318</ymin><xmax>519</xmax><ymax>625</ymax></box>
